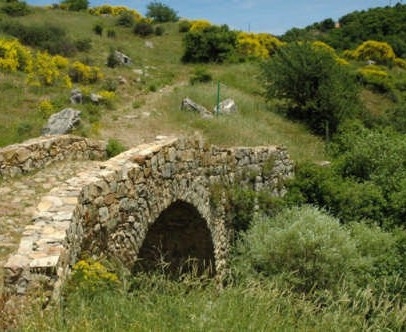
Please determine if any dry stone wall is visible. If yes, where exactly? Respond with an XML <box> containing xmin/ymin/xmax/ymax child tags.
<box><xmin>0</xmin><ymin>135</ymin><xmax>106</xmax><ymax>178</ymax></box>
<box><xmin>4</xmin><ymin>135</ymin><xmax>294</xmax><ymax>298</ymax></box>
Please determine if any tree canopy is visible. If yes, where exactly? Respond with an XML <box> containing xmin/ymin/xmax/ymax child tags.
<box><xmin>146</xmin><ymin>1</ymin><xmax>179</xmax><ymax>23</ymax></box>
<box><xmin>261</xmin><ymin>42</ymin><xmax>360</xmax><ymax>136</ymax></box>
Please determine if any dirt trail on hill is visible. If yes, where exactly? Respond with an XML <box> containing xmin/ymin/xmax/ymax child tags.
<box><xmin>99</xmin><ymin>82</ymin><xmax>188</xmax><ymax>148</ymax></box>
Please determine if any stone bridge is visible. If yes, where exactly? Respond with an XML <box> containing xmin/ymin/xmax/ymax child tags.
<box><xmin>3</xmin><ymin>135</ymin><xmax>293</xmax><ymax>296</ymax></box>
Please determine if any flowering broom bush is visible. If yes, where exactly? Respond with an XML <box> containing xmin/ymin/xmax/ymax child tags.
<box><xmin>353</xmin><ymin>40</ymin><xmax>396</xmax><ymax>65</ymax></box>
<box><xmin>0</xmin><ymin>38</ymin><xmax>32</xmax><ymax>72</ymax></box>
<box><xmin>237</xmin><ymin>32</ymin><xmax>284</xmax><ymax>59</ymax></box>
<box><xmin>68</xmin><ymin>259</ymin><xmax>120</xmax><ymax>295</ymax></box>
<box><xmin>69</xmin><ymin>61</ymin><xmax>103</xmax><ymax>84</ymax></box>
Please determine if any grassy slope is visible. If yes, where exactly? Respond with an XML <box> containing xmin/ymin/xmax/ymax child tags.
<box><xmin>0</xmin><ymin>7</ymin><xmax>326</xmax><ymax>162</ymax></box>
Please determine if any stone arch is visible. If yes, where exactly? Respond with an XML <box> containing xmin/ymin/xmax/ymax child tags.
<box><xmin>134</xmin><ymin>200</ymin><xmax>216</xmax><ymax>277</ymax></box>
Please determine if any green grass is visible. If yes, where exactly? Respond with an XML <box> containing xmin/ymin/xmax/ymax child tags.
<box><xmin>160</xmin><ymin>80</ymin><xmax>326</xmax><ymax>162</ymax></box>
<box><xmin>17</xmin><ymin>273</ymin><xmax>406</xmax><ymax>332</ymax></box>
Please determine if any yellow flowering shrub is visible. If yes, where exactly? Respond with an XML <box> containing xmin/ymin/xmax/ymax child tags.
<box><xmin>37</xmin><ymin>98</ymin><xmax>54</xmax><ymax>119</ymax></box>
<box><xmin>63</xmin><ymin>74</ymin><xmax>72</xmax><ymax>88</ymax></box>
<box><xmin>190</xmin><ymin>19</ymin><xmax>212</xmax><ymax>31</ymax></box>
<box><xmin>0</xmin><ymin>38</ymin><xmax>33</xmax><ymax>72</ymax></box>
<box><xmin>70</xmin><ymin>259</ymin><xmax>119</xmax><ymax>293</ymax></box>
<box><xmin>26</xmin><ymin>52</ymin><xmax>76</xmax><ymax>87</ymax></box>
<box><xmin>312</xmin><ymin>41</ymin><xmax>335</xmax><ymax>54</ymax></box>
<box><xmin>311</xmin><ymin>41</ymin><xmax>348</xmax><ymax>65</ymax></box>
<box><xmin>53</xmin><ymin>55</ymin><xmax>69</xmax><ymax>69</ymax></box>
<box><xmin>335</xmin><ymin>57</ymin><xmax>349</xmax><ymax>66</ymax></box>
<box><xmin>353</xmin><ymin>40</ymin><xmax>396</xmax><ymax>65</ymax></box>
<box><xmin>14</xmin><ymin>41</ymin><xmax>33</xmax><ymax>72</ymax></box>
<box><xmin>357</xmin><ymin>66</ymin><xmax>389</xmax><ymax>79</ymax></box>
<box><xmin>237</xmin><ymin>32</ymin><xmax>284</xmax><ymax>59</ymax></box>
<box><xmin>28</xmin><ymin>51</ymin><xmax>61</xmax><ymax>86</ymax></box>
<box><xmin>342</xmin><ymin>49</ymin><xmax>356</xmax><ymax>60</ymax></box>
<box><xmin>89</xmin><ymin>5</ymin><xmax>142</xmax><ymax>20</ymax></box>
<box><xmin>394</xmin><ymin>58</ymin><xmax>406</xmax><ymax>69</ymax></box>
<box><xmin>356</xmin><ymin>65</ymin><xmax>393</xmax><ymax>93</ymax></box>
<box><xmin>257</xmin><ymin>33</ymin><xmax>284</xmax><ymax>55</ymax></box>
<box><xmin>69</xmin><ymin>61</ymin><xmax>103</xmax><ymax>84</ymax></box>
<box><xmin>98</xmin><ymin>90</ymin><xmax>116</xmax><ymax>105</ymax></box>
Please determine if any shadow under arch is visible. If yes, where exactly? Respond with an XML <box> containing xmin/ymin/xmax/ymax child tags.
<box><xmin>134</xmin><ymin>200</ymin><xmax>216</xmax><ymax>277</ymax></box>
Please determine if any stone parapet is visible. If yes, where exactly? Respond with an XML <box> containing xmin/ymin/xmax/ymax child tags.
<box><xmin>0</xmin><ymin>135</ymin><xmax>107</xmax><ymax>179</ymax></box>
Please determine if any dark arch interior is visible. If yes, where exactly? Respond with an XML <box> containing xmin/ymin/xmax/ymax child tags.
<box><xmin>134</xmin><ymin>200</ymin><xmax>215</xmax><ymax>277</ymax></box>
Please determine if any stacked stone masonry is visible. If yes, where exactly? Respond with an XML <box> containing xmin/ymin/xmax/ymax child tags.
<box><xmin>0</xmin><ymin>135</ymin><xmax>107</xmax><ymax>178</ymax></box>
<box><xmin>3</xmin><ymin>135</ymin><xmax>294</xmax><ymax>297</ymax></box>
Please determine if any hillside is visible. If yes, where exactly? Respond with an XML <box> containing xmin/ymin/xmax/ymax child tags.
<box><xmin>0</xmin><ymin>4</ymin><xmax>328</xmax><ymax>162</ymax></box>
<box><xmin>282</xmin><ymin>3</ymin><xmax>406</xmax><ymax>56</ymax></box>
<box><xmin>2</xmin><ymin>2</ymin><xmax>406</xmax><ymax>331</ymax></box>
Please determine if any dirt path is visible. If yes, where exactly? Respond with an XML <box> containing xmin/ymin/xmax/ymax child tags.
<box><xmin>99</xmin><ymin>82</ymin><xmax>187</xmax><ymax>148</ymax></box>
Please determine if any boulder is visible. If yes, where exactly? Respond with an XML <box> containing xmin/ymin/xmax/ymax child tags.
<box><xmin>114</xmin><ymin>50</ymin><xmax>131</xmax><ymax>65</ymax></box>
<box><xmin>70</xmin><ymin>88</ymin><xmax>82</xmax><ymax>104</ymax></box>
<box><xmin>42</xmin><ymin>108</ymin><xmax>81</xmax><ymax>136</ymax></box>
<box><xmin>90</xmin><ymin>93</ymin><xmax>102</xmax><ymax>104</ymax></box>
<box><xmin>145</xmin><ymin>41</ymin><xmax>154</xmax><ymax>49</ymax></box>
<box><xmin>180</xmin><ymin>97</ymin><xmax>213</xmax><ymax>118</ymax></box>
<box><xmin>213</xmin><ymin>98</ymin><xmax>237</xmax><ymax>115</ymax></box>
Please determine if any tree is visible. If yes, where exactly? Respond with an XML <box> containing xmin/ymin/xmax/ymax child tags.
<box><xmin>146</xmin><ymin>1</ymin><xmax>179</xmax><ymax>23</ymax></box>
<box><xmin>1</xmin><ymin>0</ymin><xmax>30</xmax><ymax>16</ymax></box>
<box><xmin>261</xmin><ymin>42</ymin><xmax>360</xmax><ymax>136</ymax></box>
<box><xmin>61</xmin><ymin>0</ymin><xmax>88</xmax><ymax>11</ymax></box>
<box><xmin>182</xmin><ymin>25</ymin><xmax>237</xmax><ymax>63</ymax></box>
<box><xmin>116</xmin><ymin>11</ymin><xmax>136</xmax><ymax>28</ymax></box>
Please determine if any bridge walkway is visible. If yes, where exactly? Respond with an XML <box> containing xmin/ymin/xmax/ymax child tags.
<box><xmin>0</xmin><ymin>160</ymin><xmax>101</xmax><ymax>294</ymax></box>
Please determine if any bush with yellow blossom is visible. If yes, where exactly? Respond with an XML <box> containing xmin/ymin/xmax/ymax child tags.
<box><xmin>237</xmin><ymin>32</ymin><xmax>284</xmax><ymax>59</ymax></box>
<box><xmin>189</xmin><ymin>19</ymin><xmax>212</xmax><ymax>32</ymax></box>
<box><xmin>67</xmin><ymin>259</ymin><xmax>120</xmax><ymax>295</ymax></box>
<box><xmin>353</xmin><ymin>40</ymin><xmax>396</xmax><ymax>66</ymax></box>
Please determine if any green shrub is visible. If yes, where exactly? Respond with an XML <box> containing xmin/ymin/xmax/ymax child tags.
<box><xmin>182</xmin><ymin>25</ymin><xmax>238</xmax><ymax>63</ymax></box>
<box><xmin>103</xmin><ymin>77</ymin><xmax>118</xmax><ymax>92</ymax></box>
<box><xmin>106</xmin><ymin>49</ymin><xmax>120</xmax><ymax>68</ymax></box>
<box><xmin>285</xmin><ymin>161</ymin><xmax>386</xmax><ymax>224</ymax></box>
<box><xmin>93</xmin><ymin>23</ymin><xmax>103</xmax><ymax>36</ymax></box>
<box><xmin>227</xmin><ymin>187</ymin><xmax>257</xmax><ymax>235</ymax></box>
<box><xmin>61</xmin><ymin>0</ymin><xmax>88</xmax><ymax>11</ymax></box>
<box><xmin>133</xmin><ymin>21</ymin><xmax>154</xmax><ymax>37</ymax></box>
<box><xmin>116</xmin><ymin>11</ymin><xmax>136</xmax><ymax>27</ymax></box>
<box><xmin>1</xmin><ymin>0</ymin><xmax>30</xmax><ymax>16</ymax></box>
<box><xmin>107</xmin><ymin>29</ymin><xmax>116</xmax><ymax>39</ymax></box>
<box><xmin>106</xmin><ymin>138</ymin><xmax>127</xmax><ymax>158</ymax></box>
<box><xmin>356</xmin><ymin>66</ymin><xmax>395</xmax><ymax>95</ymax></box>
<box><xmin>75</xmin><ymin>38</ymin><xmax>92</xmax><ymax>52</ymax></box>
<box><xmin>154</xmin><ymin>25</ymin><xmax>165</xmax><ymax>36</ymax></box>
<box><xmin>235</xmin><ymin>206</ymin><xmax>359</xmax><ymax>292</ymax></box>
<box><xmin>178</xmin><ymin>20</ymin><xmax>191</xmax><ymax>33</ymax></box>
<box><xmin>0</xmin><ymin>21</ymin><xmax>77</xmax><ymax>56</ymax></box>
<box><xmin>235</xmin><ymin>205</ymin><xmax>406</xmax><ymax>296</ymax></box>
<box><xmin>189</xmin><ymin>67</ymin><xmax>212</xmax><ymax>85</ymax></box>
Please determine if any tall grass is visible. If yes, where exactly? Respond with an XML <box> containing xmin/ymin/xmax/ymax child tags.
<box><xmin>17</xmin><ymin>273</ymin><xmax>406</xmax><ymax>332</ymax></box>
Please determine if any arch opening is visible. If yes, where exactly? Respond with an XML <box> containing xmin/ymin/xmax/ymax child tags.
<box><xmin>134</xmin><ymin>200</ymin><xmax>215</xmax><ymax>277</ymax></box>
